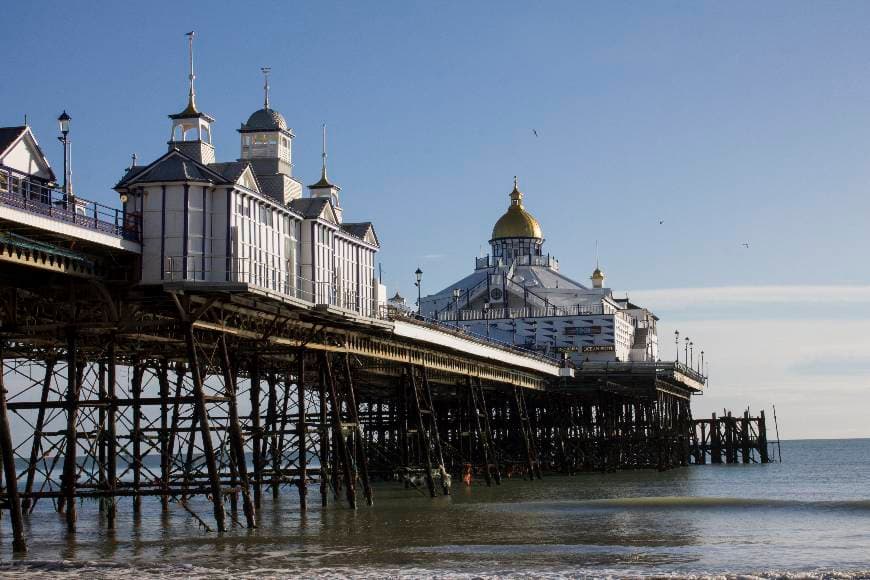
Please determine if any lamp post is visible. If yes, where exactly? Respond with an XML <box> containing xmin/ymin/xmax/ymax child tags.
<box><xmin>57</xmin><ymin>111</ymin><xmax>73</xmax><ymax>205</ymax></box>
<box><xmin>689</xmin><ymin>341</ymin><xmax>694</xmax><ymax>370</ymax></box>
<box><xmin>452</xmin><ymin>287</ymin><xmax>461</xmax><ymax>327</ymax></box>
<box><xmin>674</xmin><ymin>330</ymin><xmax>680</xmax><ymax>364</ymax></box>
<box><xmin>483</xmin><ymin>302</ymin><xmax>490</xmax><ymax>338</ymax></box>
<box><xmin>684</xmin><ymin>337</ymin><xmax>690</xmax><ymax>367</ymax></box>
<box><xmin>414</xmin><ymin>268</ymin><xmax>423</xmax><ymax>316</ymax></box>
<box><xmin>700</xmin><ymin>350</ymin><xmax>705</xmax><ymax>375</ymax></box>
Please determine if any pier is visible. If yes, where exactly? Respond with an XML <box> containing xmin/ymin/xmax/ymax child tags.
<box><xmin>0</xmin><ymin>162</ymin><xmax>714</xmax><ymax>552</ymax></box>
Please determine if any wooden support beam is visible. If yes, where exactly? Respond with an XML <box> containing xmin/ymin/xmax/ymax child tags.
<box><xmin>0</xmin><ymin>342</ymin><xmax>27</xmax><ymax>552</ymax></box>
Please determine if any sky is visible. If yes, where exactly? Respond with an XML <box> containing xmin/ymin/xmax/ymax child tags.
<box><xmin>2</xmin><ymin>1</ymin><xmax>869</xmax><ymax>438</ymax></box>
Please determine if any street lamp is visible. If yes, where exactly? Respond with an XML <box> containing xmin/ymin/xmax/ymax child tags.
<box><xmin>689</xmin><ymin>341</ymin><xmax>694</xmax><ymax>369</ymax></box>
<box><xmin>452</xmin><ymin>287</ymin><xmax>461</xmax><ymax>326</ymax></box>
<box><xmin>57</xmin><ymin>111</ymin><xmax>73</xmax><ymax>203</ymax></box>
<box><xmin>684</xmin><ymin>337</ymin><xmax>690</xmax><ymax>367</ymax></box>
<box><xmin>483</xmin><ymin>302</ymin><xmax>490</xmax><ymax>338</ymax></box>
<box><xmin>700</xmin><ymin>350</ymin><xmax>705</xmax><ymax>375</ymax></box>
<box><xmin>414</xmin><ymin>268</ymin><xmax>423</xmax><ymax>315</ymax></box>
<box><xmin>674</xmin><ymin>330</ymin><xmax>680</xmax><ymax>364</ymax></box>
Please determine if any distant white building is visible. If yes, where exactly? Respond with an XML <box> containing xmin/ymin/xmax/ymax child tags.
<box><xmin>114</xmin><ymin>63</ymin><xmax>382</xmax><ymax>316</ymax></box>
<box><xmin>420</xmin><ymin>179</ymin><xmax>658</xmax><ymax>363</ymax></box>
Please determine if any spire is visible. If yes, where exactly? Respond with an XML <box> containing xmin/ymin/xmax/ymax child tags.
<box><xmin>181</xmin><ymin>31</ymin><xmax>198</xmax><ymax>116</ymax></box>
<box><xmin>308</xmin><ymin>123</ymin><xmax>340</xmax><ymax>193</ymax></box>
<box><xmin>595</xmin><ymin>239</ymin><xmax>599</xmax><ymax>270</ymax></box>
<box><xmin>591</xmin><ymin>240</ymin><xmax>605</xmax><ymax>288</ymax></box>
<box><xmin>321</xmin><ymin>123</ymin><xmax>328</xmax><ymax>182</ymax></box>
<box><xmin>261</xmin><ymin>66</ymin><xmax>271</xmax><ymax>109</ymax></box>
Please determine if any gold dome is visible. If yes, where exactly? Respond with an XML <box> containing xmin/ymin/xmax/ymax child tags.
<box><xmin>591</xmin><ymin>268</ymin><xmax>605</xmax><ymax>280</ymax></box>
<box><xmin>491</xmin><ymin>178</ymin><xmax>543</xmax><ymax>240</ymax></box>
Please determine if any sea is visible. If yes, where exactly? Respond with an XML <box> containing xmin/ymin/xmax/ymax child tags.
<box><xmin>1</xmin><ymin>439</ymin><xmax>869</xmax><ymax>578</ymax></box>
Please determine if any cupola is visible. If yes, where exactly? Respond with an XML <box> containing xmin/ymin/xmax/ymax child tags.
<box><xmin>238</xmin><ymin>68</ymin><xmax>300</xmax><ymax>204</ymax></box>
<box><xmin>168</xmin><ymin>32</ymin><xmax>216</xmax><ymax>164</ymax></box>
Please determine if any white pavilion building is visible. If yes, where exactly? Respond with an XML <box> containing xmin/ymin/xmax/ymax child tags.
<box><xmin>115</xmin><ymin>63</ymin><xmax>382</xmax><ymax>316</ymax></box>
<box><xmin>420</xmin><ymin>179</ymin><xmax>659</xmax><ymax>364</ymax></box>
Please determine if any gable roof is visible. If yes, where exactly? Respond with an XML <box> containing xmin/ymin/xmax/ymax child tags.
<box><xmin>0</xmin><ymin>126</ymin><xmax>56</xmax><ymax>182</ymax></box>
<box><xmin>289</xmin><ymin>197</ymin><xmax>339</xmax><ymax>224</ymax></box>
<box><xmin>208</xmin><ymin>161</ymin><xmax>250</xmax><ymax>183</ymax></box>
<box><xmin>0</xmin><ymin>126</ymin><xmax>26</xmax><ymax>157</ymax></box>
<box><xmin>115</xmin><ymin>148</ymin><xmax>229</xmax><ymax>188</ymax></box>
<box><xmin>341</xmin><ymin>222</ymin><xmax>380</xmax><ymax>247</ymax></box>
<box><xmin>209</xmin><ymin>161</ymin><xmax>261</xmax><ymax>193</ymax></box>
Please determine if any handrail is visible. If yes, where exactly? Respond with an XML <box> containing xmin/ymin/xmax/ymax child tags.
<box><xmin>164</xmin><ymin>255</ymin><xmax>382</xmax><ymax>318</ymax></box>
<box><xmin>0</xmin><ymin>164</ymin><xmax>140</xmax><ymax>242</ymax></box>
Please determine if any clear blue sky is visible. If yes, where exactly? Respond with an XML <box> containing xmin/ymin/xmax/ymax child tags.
<box><xmin>3</xmin><ymin>1</ymin><xmax>870</xmax><ymax>437</ymax></box>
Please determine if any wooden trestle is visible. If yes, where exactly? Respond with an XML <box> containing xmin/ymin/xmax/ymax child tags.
<box><xmin>690</xmin><ymin>410</ymin><xmax>771</xmax><ymax>465</ymax></box>
<box><xmin>0</xmin><ymin>266</ymin><xmax>712</xmax><ymax>553</ymax></box>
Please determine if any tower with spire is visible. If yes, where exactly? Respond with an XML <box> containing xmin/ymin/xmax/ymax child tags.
<box><xmin>238</xmin><ymin>67</ymin><xmax>302</xmax><ymax>204</ymax></box>
<box><xmin>168</xmin><ymin>32</ymin><xmax>216</xmax><ymax>164</ymax></box>
<box><xmin>308</xmin><ymin>124</ymin><xmax>342</xmax><ymax>223</ymax></box>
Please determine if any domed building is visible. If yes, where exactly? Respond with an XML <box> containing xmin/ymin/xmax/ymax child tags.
<box><xmin>420</xmin><ymin>179</ymin><xmax>658</xmax><ymax>363</ymax></box>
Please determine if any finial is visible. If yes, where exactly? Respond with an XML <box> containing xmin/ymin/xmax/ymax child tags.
<box><xmin>261</xmin><ymin>66</ymin><xmax>271</xmax><ymax>109</ymax></box>
<box><xmin>321</xmin><ymin>123</ymin><xmax>328</xmax><ymax>181</ymax></box>
<box><xmin>23</xmin><ymin>114</ymin><xmax>28</xmax><ymax>126</ymax></box>
<box><xmin>184</xmin><ymin>31</ymin><xmax>198</xmax><ymax>114</ymax></box>
<box><xmin>509</xmin><ymin>175</ymin><xmax>523</xmax><ymax>205</ymax></box>
<box><xmin>131</xmin><ymin>153</ymin><xmax>138</xmax><ymax>167</ymax></box>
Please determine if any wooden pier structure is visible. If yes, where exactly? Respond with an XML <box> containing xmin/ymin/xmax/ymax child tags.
<box><xmin>690</xmin><ymin>410</ymin><xmax>771</xmax><ymax>465</ymax></box>
<box><xmin>0</xmin><ymin>168</ymin><xmax>717</xmax><ymax>553</ymax></box>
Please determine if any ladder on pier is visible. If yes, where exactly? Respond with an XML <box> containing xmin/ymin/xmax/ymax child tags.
<box><xmin>513</xmin><ymin>386</ymin><xmax>542</xmax><ymax>480</ymax></box>
<box><xmin>468</xmin><ymin>378</ymin><xmax>501</xmax><ymax>486</ymax></box>
<box><xmin>405</xmin><ymin>365</ymin><xmax>450</xmax><ymax>497</ymax></box>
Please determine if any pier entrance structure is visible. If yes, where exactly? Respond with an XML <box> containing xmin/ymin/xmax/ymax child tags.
<box><xmin>0</xmin><ymin>72</ymin><xmax>705</xmax><ymax>553</ymax></box>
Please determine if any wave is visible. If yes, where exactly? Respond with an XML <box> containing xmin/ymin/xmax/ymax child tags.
<box><xmin>3</xmin><ymin>561</ymin><xmax>870</xmax><ymax>580</ymax></box>
<box><xmin>497</xmin><ymin>496</ymin><xmax>870</xmax><ymax>512</ymax></box>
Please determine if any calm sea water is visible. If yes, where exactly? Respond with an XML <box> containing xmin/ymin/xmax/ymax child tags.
<box><xmin>1</xmin><ymin>439</ymin><xmax>869</xmax><ymax>578</ymax></box>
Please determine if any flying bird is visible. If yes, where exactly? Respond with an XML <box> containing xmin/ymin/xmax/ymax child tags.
<box><xmin>532</xmin><ymin>129</ymin><xmax>538</xmax><ymax>137</ymax></box>
<box><xmin>741</xmin><ymin>242</ymin><xmax>750</xmax><ymax>248</ymax></box>
<box><xmin>658</xmin><ymin>220</ymin><xmax>664</xmax><ymax>225</ymax></box>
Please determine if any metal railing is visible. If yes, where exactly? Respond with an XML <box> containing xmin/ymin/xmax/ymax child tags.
<box><xmin>569</xmin><ymin>360</ymin><xmax>707</xmax><ymax>385</ymax></box>
<box><xmin>436</xmin><ymin>303</ymin><xmax>606</xmax><ymax>321</ymax></box>
<box><xmin>164</xmin><ymin>255</ymin><xmax>381</xmax><ymax>318</ymax></box>
<box><xmin>0</xmin><ymin>164</ymin><xmax>139</xmax><ymax>241</ymax></box>
<box><xmin>475</xmin><ymin>254</ymin><xmax>559</xmax><ymax>270</ymax></box>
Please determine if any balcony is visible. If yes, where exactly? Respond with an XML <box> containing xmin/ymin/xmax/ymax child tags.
<box><xmin>475</xmin><ymin>254</ymin><xmax>559</xmax><ymax>270</ymax></box>
<box><xmin>0</xmin><ymin>164</ymin><xmax>139</xmax><ymax>242</ymax></box>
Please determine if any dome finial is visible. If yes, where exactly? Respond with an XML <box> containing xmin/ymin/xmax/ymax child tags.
<box><xmin>261</xmin><ymin>66</ymin><xmax>271</xmax><ymax>109</ymax></box>
<box><xmin>510</xmin><ymin>175</ymin><xmax>523</xmax><ymax>206</ymax></box>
